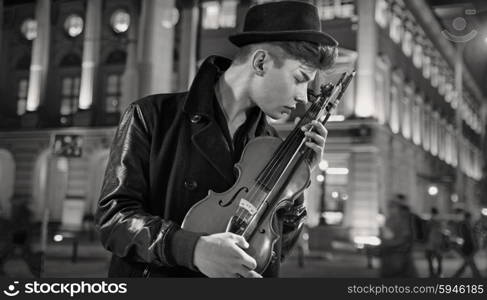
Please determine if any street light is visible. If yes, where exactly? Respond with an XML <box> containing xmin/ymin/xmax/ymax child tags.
<box><xmin>428</xmin><ymin>185</ymin><xmax>439</xmax><ymax>196</ymax></box>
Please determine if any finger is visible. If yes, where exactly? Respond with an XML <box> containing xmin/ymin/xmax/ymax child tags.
<box><xmin>231</xmin><ymin>234</ymin><xmax>250</xmax><ymax>249</ymax></box>
<box><xmin>234</xmin><ymin>247</ymin><xmax>258</xmax><ymax>270</ymax></box>
<box><xmin>305</xmin><ymin>142</ymin><xmax>323</xmax><ymax>156</ymax></box>
<box><xmin>301</xmin><ymin>123</ymin><xmax>312</xmax><ymax>131</ymax></box>
<box><xmin>311</xmin><ymin>120</ymin><xmax>328</xmax><ymax>137</ymax></box>
<box><xmin>248</xmin><ymin>270</ymin><xmax>263</xmax><ymax>278</ymax></box>
<box><xmin>237</xmin><ymin>270</ymin><xmax>263</xmax><ymax>278</ymax></box>
<box><xmin>304</xmin><ymin>131</ymin><xmax>326</xmax><ymax>146</ymax></box>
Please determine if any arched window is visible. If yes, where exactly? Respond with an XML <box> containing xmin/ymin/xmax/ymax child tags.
<box><xmin>15</xmin><ymin>55</ymin><xmax>31</xmax><ymax>116</ymax></box>
<box><xmin>103</xmin><ymin>50</ymin><xmax>127</xmax><ymax>114</ymax></box>
<box><xmin>59</xmin><ymin>53</ymin><xmax>82</xmax><ymax>125</ymax></box>
<box><xmin>202</xmin><ymin>0</ymin><xmax>237</xmax><ymax>29</ymax></box>
<box><xmin>375</xmin><ymin>0</ymin><xmax>389</xmax><ymax>28</ymax></box>
<box><xmin>412</xmin><ymin>94</ymin><xmax>422</xmax><ymax>146</ymax></box>
<box><xmin>422</xmin><ymin>104</ymin><xmax>431</xmax><ymax>151</ymax></box>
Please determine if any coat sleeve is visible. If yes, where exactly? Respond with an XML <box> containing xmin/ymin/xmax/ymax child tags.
<box><xmin>95</xmin><ymin>103</ymin><xmax>203</xmax><ymax>270</ymax></box>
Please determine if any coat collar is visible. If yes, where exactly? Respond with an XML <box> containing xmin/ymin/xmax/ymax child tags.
<box><xmin>182</xmin><ymin>55</ymin><xmax>232</xmax><ymax>118</ymax></box>
<box><xmin>182</xmin><ymin>56</ymin><xmax>276</xmax><ymax>185</ymax></box>
<box><xmin>182</xmin><ymin>55</ymin><xmax>273</xmax><ymax>136</ymax></box>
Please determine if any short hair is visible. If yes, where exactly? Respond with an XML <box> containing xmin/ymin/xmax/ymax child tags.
<box><xmin>431</xmin><ymin>207</ymin><xmax>438</xmax><ymax>215</ymax></box>
<box><xmin>233</xmin><ymin>41</ymin><xmax>338</xmax><ymax>70</ymax></box>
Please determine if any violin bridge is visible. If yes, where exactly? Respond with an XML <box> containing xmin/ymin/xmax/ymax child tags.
<box><xmin>239</xmin><ymin>198</ymin><xmax>257</xmax><ymax>216</ymax></box>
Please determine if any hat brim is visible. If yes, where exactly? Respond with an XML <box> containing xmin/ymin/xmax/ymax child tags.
<box><xmin>229</xmin><ymin>30</ymin><xmax>338</xmax><ymax>47</ymax></box>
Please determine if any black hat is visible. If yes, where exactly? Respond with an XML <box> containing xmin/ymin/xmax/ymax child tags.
<box><xmin>229</xmin><ymin>1</ymin><xmax>338</xmax><ymax>47</ymax></box>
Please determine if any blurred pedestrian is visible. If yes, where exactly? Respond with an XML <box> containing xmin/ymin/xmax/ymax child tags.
<box><xmin>425</xmin><ymin>207</ymin><xmax>444</xmax><ymax>277</ymax></box>
<box><xmin>379</xmin><ymin>194</ymin><xmax>417</xmax><ymax>278</ymax></box>
<box><xmin>452</xmin><ymin>210</ymin><xmax>481</xmax><ymax>278</ymax></box>
<box><xmin>473</xmin><ymin>213</ymin><xmax>487</xmax><ymax>251</ymax></box>
<box><xmin>0</xmin><ymin>200</ymin><xmax>41</xmax><ymax>277</ymax></box>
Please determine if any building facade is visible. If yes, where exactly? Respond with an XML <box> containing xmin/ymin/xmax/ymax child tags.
<box><xmin>0</xmin><ymin>0</ymin><xmax>485</xmax><ymax>246</ymax></box>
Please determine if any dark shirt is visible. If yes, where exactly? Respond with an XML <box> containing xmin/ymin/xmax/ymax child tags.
<box><xmin>213</xmin><ymin>98</ymin><xmax>262</xmax><ymax>164</ymax></box>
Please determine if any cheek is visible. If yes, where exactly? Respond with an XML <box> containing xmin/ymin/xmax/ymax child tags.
<box><xmin>264</xmin><ymin>75</ymin><xmax>294</xmax><ymax>103</ymax></box>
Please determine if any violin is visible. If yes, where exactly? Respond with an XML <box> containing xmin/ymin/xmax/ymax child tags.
<box><xmin>182</xmin><ymin>71</ymin><xmax>356</xmax><ymax>273</ymax></box>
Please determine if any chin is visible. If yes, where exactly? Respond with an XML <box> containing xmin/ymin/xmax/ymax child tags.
<box><xmin>266</xmin><ymin>112</ymin><xmax>284</xmax><ymax>120</ymax></box>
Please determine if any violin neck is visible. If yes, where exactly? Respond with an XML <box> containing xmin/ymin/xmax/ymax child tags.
<box><xmin>255</xmin><ymin>71</ymin><xmax>355</xmax><ymax>191</ymax></box>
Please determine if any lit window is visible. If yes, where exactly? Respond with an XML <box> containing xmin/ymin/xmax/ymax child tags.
<box><xmin>318</xmin><ymin>0</ymin><xmax>336</xmax><ymax>20</ymax></box>
<box><xmin>64</xmin><ymin>14</ymin><xmax>84</xmax><ymax>37</ymax></box>
<box><xmin>438</xmin><ymin>120</ymin><xmax>446</xmax><ymax>161</ymax></box>
<box><xmin>17</xmin><ymin>79</ymin><xmax>29</xmax><ymax>115</ymax></box>
<box><xmin>390</xmin><ymin>85</ymin><xmax>400</xmax><ymax>134</ymax></box>
<box><xmin>317</xmin><ymin>0</ymin><xmax>355</xmax><ymax>20</ymax></box>
<box><xmin>412</xmin><ymin>96</ymin><xmax>422</xmax><ymax>145</ymax></box>
<box><xmin>402</xmin><ymin>30</ymin><xmax>413</xmax><ymax>57</ymax></box>
<box><xmin>412</xmin><ymin>42</ymin><xmax>423</xmax><ymax>68</ymax></box>
<box><xmin>202</xmin><ymin>1</ymin><xmax>219</xmax><ymax>29</ymax></box>
<box><xmin>219</xmin><ymin>0</ymin><xmax>237</xmax><ymax>28</ymax></box>
<box><xmin>375</xmin><ymin>0</ymin><xmax>389</xmax><ymax>28</ymax></box>
<box><xmin>20</xmin><ymin>18</ymin><xmax>37</xmax><ymax>41</ymax></box>
<box><xmin>60</xmin><ymin>76</ymin><xmax>80</xmax><ymax>115</ymax></box>
<box><xmin>430</xmin><ymin>111</ymin><xmax>438</xmax><ymax>156</ymax></box>
<box><xmin>401</xmin><ymin>89</ymin><xmax>412</xmax><ymax>139</ymax></box>
<box><xmin>376</xmin><ymin>56</ymin><xmax>391</xmax><ymax>125</ymax></box>
<box><xmin>105</xmin><ymin>74</ymin><xmax>122</xmax><ymax>113</ymax></box>
<box><xmin>444</xmin><ymin>82</ymin><xmax>453</xmax><ymax>103</ymax></box>
<box><xmin>422</xmin><ymin>55</ymin><xmax>431</xmax><ymax>78</ymax></box>
<box><xmin>430</xmin><ymin>64</ymin><xmax>439</xmax><ymax>88</ymax></box>
<box><xmin>422</xmin><ymin>106</ymin><xmax>430</xmax><ymax>151</ymax></box>
<box><xmin>110</xmin><ymin>9</ymin><xmax>130</xmax><ymax>34</ymax></box>
<box><xmin>445</xmin><ymin>125</ymin><xmax>453</xmax><ymax>164</ymax></box>
<box><xmin>202</xmin><ymin>1</ymin><xmax>237</xmax><ymax>29</ymax></box>
<box><xmin>337</xmin><ymin>0</ymin><xmax>355</xmax><ymax>19</ymax></box>
<box><xmin>389</xmin><ymin>14</ymin><xmax>402</xmax><ymax>44</ymax></box>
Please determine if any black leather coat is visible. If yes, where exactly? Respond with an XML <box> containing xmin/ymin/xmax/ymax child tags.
<box><xmin>96</xmin><ymin>56</ymin><xmax>306</xmax><ymax>277</ymax></box>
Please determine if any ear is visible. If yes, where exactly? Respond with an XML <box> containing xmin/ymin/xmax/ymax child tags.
<box><xmin>251</xmin><ymin>50</ymin><xmax>269</xmax><ymax>76</ymax></box>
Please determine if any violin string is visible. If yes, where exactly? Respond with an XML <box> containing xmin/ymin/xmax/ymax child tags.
<box><xmin>232</xmin><ymin>73</ymin><xmax>352</xmax><ymax>240</ymax></box>
<box><xmin>234</xmin><ymin>97</ymin><xmax>324</xmax><ymax>234</ymax></box>
<box><xmin>230</xmin><ymin>102</ymin><xmax>318</xmax><ymax>228</ymax></box>
<box><xmin>232</xmin><ymin>88</ymin><xmax>329</xmax><ymax>228</ymax></box>
<box><xmin>231</xmin><ymin>92</ymin><xmax>326</xmax><ymax>231</ymax></box>
<box><xmin>231</xmin><ymin>72</ymin><xmax>348</xmax><ymax>233</ymax></box>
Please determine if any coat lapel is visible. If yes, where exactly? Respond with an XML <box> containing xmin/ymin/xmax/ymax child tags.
<box><xmin>190</xmin><ymin>119</ymin><xmax>235</xmax><ymax>185</ymax></box>
<box><xmin>182</xmin><ymin>56</ymin><xmax>236</xmax><ymax>186</ymax></box>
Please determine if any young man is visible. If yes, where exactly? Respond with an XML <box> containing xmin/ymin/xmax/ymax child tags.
<box><xmin>96</xmin><ymin>1</ymin><xmax>338</xmax><ymax>278</ymax></box>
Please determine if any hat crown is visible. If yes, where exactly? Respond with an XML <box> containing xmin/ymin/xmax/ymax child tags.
<box><xmin>243</xmin><ymin>1</ymin><xmax>322</xmax><ymax>32</ymax></box>
<box><xmin>228</xmin><ymin>1</ymin><xmax>338</xmax><ymax>47</ymax></box>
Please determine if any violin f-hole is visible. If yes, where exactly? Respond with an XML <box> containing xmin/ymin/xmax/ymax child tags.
<box><xmin>218</xmin><ymin>186</ymin><xmax>249</xmax><ymax>207</ymax></box>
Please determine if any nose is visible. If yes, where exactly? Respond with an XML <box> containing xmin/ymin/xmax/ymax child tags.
<box><xmin>295</xmin><ymin>94</ymin><xmax>308</xmax><ymax>106</ymax></box>
<box><xmin>295</xmin><ymin>85</ymin><xmax>309</xmax><ymax>105</ymax></box>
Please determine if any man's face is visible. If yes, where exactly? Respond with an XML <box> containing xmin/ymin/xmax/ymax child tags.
<box><xmin>249</xmin><ymin>57</ymin><xmax>317</xmax><ymax>119</ymax></box>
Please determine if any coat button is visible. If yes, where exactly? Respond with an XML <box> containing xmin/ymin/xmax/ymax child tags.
<box><xmin>190</xmin><ymin>114</ymin><xmax>202</xmax><ymax>124</ymax></box>
<box><xmin>184</xmin><ymin>180</ymin><xmax>198</xmax><ymax>191</ymax></box>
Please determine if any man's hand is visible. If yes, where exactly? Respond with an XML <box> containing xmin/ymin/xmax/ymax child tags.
<box><xmin>193</xmin><ymin>232</ymin><xmax>262</xmax><ymax>278</ymax></box>
<box><xmin>301</xmin><ymin>120</ymin><xmax>328</xmax><ymax>170</ymax></box>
